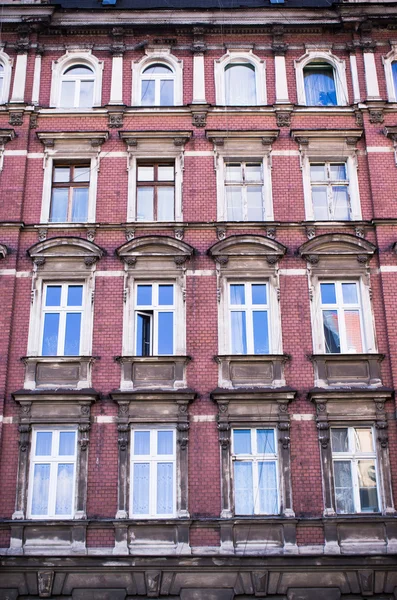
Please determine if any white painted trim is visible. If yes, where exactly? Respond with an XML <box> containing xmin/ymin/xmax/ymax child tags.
<box><xmin>191</xmin><ymin>415</ymin><xmax>217</xmax><ymax>422</ymax></box>
<box><xmin>132</xmin><ymin>49</ymin><xmax>183</xmax><ymax>106</ymax></box>
<box><xmin>383</xmin><ymin>45</ymin><xmax>397</xmax><ymax>102</ymax></box>
<box><xmin>186</xmin><ymin>269</ymin><xmax>216</xmax><ymax>276</ymax></box>
<box><xmin>349</xmin><ymin>54</ymin><xmax>361</xmax><ymax>103</ymax></box>
<box><xmin>291</xmin><ymin>414</ymin><xmax>315</xmax><ymax>421</ymax></box>
<box><xmin>185</xmin><ymin>151</ymin><xmax>213</xmax><ymax>156</ymax></box>
<box><xmin>192</xmin><ymin>53</ymin><xmax>206</xmax><ymax>104</ymax></box>
<box><xmin>109</xmin><ymin>54</ymin><xmax>123</xmax><ymax>105</ymax></box>
<box><xmin>274</xmin><ymin>55</ymin><xmax>289</xmax><ymax>103</ymax></box>
<box><xmin>4</xmin><ymin>150</ymin><xmax>28</xmax><ymax>156</ymax></box>
<box><xmin>279</xmin><ymin>269</ymin><xmax>307</xmax><ymax>276</ymax></box>
<box><xmin>0</xmin><ymin>269</ymin><xmax>16</xmax><ymax>275</ymax></box>
<box><xmin>95</xmin><ymin>271</ymin><xmax>124</xmax><ymax>277</ymax></box>
<box><xmin>366</xmin><ymin>147</ymin><xmax>394</xmax><ymax>153</ymax></box>
<box><xmin>380</xmin><ymin>265</ymin><xmax>397</xmax><ymax>272</ymax></box>
<box><xmin>214</xmin><ymin>50</ymin><xmax>267</xmax><ymax>106</ymax></box>
<box><xmin>294</xmin><ymin>50</ymin><xmax>348</xmax><ymax>106</ymax></box>
<box><xmin>95</xmin><ymin>416</ymin><xmax>116</xmax><ymax>423</ymax></box>
<box><xmin>3</xmin><ymin>416</ymin><xmax>13</xmax><ymax>424</ymax></box>
<box><xmin>16</xmin><ymin>271</ymin><xmax>31</xmax><ymax>278</ymax></box>
<box><xmin>272</xmin><ymin>150</ymin><xmax>300</xmax><ymax>156</ymax></box>
<box><xmin>32</xmin><ymin>54</ymin><xmax>42</xmax><ymax>105</ymax></box>
<box><xmin>363</xmin><ymin>52</ymin><xmax>381</xmax><ymax>100</ymax></box>
<box><xmin>0</xmin><ymin>50</ymin><xmax>13</xmax><ymax>105</ymax></box>
<box><xmin>50</xmin><ymin>51</ymin><xmax>104</xmax><ymax>108</ymax></box>
<box><xmin>10</xmin><ymin>53</ymin><xmax>27</xmax><ymax>103</ymax></box>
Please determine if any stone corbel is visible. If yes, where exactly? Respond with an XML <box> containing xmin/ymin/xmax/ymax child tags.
<box><xmin>13</xmin><ymin>424</ymin><xmax>32</xmax><ymax>520</ymax></box>
<box><xmin>383</xmin><ymin>127</ymin><xmax>397</xmax><ymax>165</ymax></box>
<box><xmin>0</xmin><ymin>129</ymin><xmax>16</xmax><ymax>172</ymax></box>
<box><xmin>295</xmin><ymin>137</ymin><xmax>309</xmax><ymax>170</ymax></box>
<box><xmin>75</xmin><ymin>423</ymin><xmax>91</xmax><ymax>519</ymax></box>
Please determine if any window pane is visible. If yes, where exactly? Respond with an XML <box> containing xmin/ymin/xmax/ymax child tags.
<box><xmin>334</xmin><ymin>461</ymin><xmax>354</xmax><ymax>513</ymax></box>
<box><xmin>79</xmin><ymin>80</ymin><xmax>94</xmax><ymax>107</ymax></box>
<box><xmin>323</xmin><ymin>310</ymin><xmax>341</xmax><ymax>353</ymax></box>
<box><xmin>64</xmin><ymin>65</ymin><xmax>93</xmax><ymax>75</ymax></box>
<box><xmin>304</xmin><ymin>65</ymin><xmax>337</xmax><ymax>106</ymax></box>
<box><xmin>320</xmin><ymin>283</ymin><xmax>336</xmax><ymax>304</ymax></box>
<box><xmin>73</xmin><ymin>166</ymin><xmax>90</xmax><ymax>182</ymax></box>
<box><xmin>141</xmin><ymin>80</ymin><xmax>155</xmax><ymax>105</ymax></box>
<box><xmin>225</xmin><ymin>64</ymin><xmax>256</xmax><ymax>105</ymax></box>
<box><xmin>245</xmin><ymin>163</ymin><xmax>262</xmax><ymax>182</ymax></box>
<box><xmin>225</xmin><ymin>163</ymin><xmax>242</xmax><ymax>182</ymax></box>
<box><xmin>133</xmin><ymin>463</ymin><xmax>149</xmax><ymax>514</ymax></box>
<box><xmin>230</xmin><ymin>284</ymin><xmax>245</xmax><ymax>305</ymax></box>
<box><xmin>330</xmin><ymin>164</ymin><xmax>347</xmax><ymax>180</ymax></box>
<box><xmin>358</xmin><ymin>460</ymin><xmax>379</xmax><ymax>512</ymax></box>
<box><xmin>137</xmin><ymin>166</ymin><xmax>154</xmax><ymax>181</ymax></box>
<box><xmin>59</xmin><ymin>432</ymin><xmax>76</xmax><ymax>456</ymax></box>
<box><xmin>342</xmin><ymin>283</ymin><xmax>358</xmax><ymax>304</ymax></box>
<box><xmin>257</xmin><ymin>429</ymin><xmax>275</xmax><ymax>454</ymax></box>
<box><xmin>136</xmin><ymin>313</ymin><xmax>151</xmax><ymax>356</ymax></box>
<box><xmin>157</xmin><ymin>463</ymin><xmax>173</xmax><ymax>514</ymax></box>
<box><xmin>247</xmin><ymin>187</ymin><xmax>263</xmax><ymax>221</ymax></box>
<box><xmin>137</xmin><ymin>187</ymin><xmax>154</xmax><ymax>221</ymax></box>
<box><xmin>332</xmin><ymin>186</ymin><xmax>350</xmax><ymax>221</ymax></box>
<box><xmin>160</xmin><ymin>79</ymin><xmax>174</xmax><ymax>106</ymax></box>
<box><xmin>233</xmin><ymin>429</ymin><xmax>251</xmax><ymax>454</ymax></box>
<box><xmin>231</xmin><ymin>311</ymin><xmax>247</xmax><ymax>354</ymax></box>
<box><xmin>143</xmin><ymin>64</ymin><xmax>173</xmax><ymax>75</ymax></box>
<box><xmin>158</xmin><ymin>312</ymin><xmax>173</xmax><ymax>354</ymax></box>
<box><xmin>393</xmin><ymin>62</ymin><xmax>397</xmax><ymax>97</ymax></box>
<box><xmin>344</xmin><ymin>310</ymin><xmax>363</xmax><ymax>353</ymax></box>
<box><xmin>55</xmin><ymin>464</ymin><xmax>74</xmax><ymax>515</ymax></box>
<box><xmin>234</xmin><ymin>462</ymin><xmax>254</xmax><ymax>514</ymax></box>
<box><xmin>60</xmin><ymin>80</ymin><xmax>75</xmax><ymax>107</ymax></box>
<box><xmin>31</xmin><ymin>464</ymin><xmax>50</xmax><ymax>516</ymax></box>
<box><xmin>53</xmin><ymin>167</ymin><xmax>70</xmax><ymax>183</ymax></box>
<box><xmin>331</xmin><ymin>428</ymin><xmax>349</xmax><ymax>453</ymax></box>
<box><xmin>226</xmin><ymin>187</ymin><xmax>243</xmax><ymax>221</ymax></box>
<box><xmin>310</xmin><ymin>164</ymin><xmax>326</xmax><ymax>181</ymax></box>
<box><xmin>158</xmin><ymin>165</ymin><xmax>174</xmax><ymax>181</ymax></box>
<box><xmin>67</xmin><ymin>285</ymin><xmax>83</xmax><ymax>307</ymax></box>
<box><xmin>46</xmin><ymin>286</ymin><xmax>62</xmax><ymax>307</ymax></box>
<box><xmin>64</xmin><ymin>313</ymin><xmax>81</xmax><ymax>355</ymax></box>
<box><xmin>71</xmin><ymin>188</ymin><xmax>89</xmax><ymax>222</ymax></box>
<box><xmin>312</xmin><ymin>186</ymin><xmax>329</xmax><ymax>220</ymax></box>
<box><xmin>50</xmin><ymin>188</ymin><xmax>68</xmax><ymax>222</ymax></box>
<box><xmin>159</xmin><ymin>285</ymin><xmax>173</xmax><ymax>305</ymax></box>
<box><xmin>253</xmin><ymin>311</ymin><xmax>269</xmax><ymax>354</ymax></box>
<box><xmin>137</xmin><ymin>285</ymin><xmax>152</xmax><ymax>306</ymax></box>
<box><xmin>258</xmin><ymin>461</ymin><xmax>278</xmax><ymax>514</ymax></box>
<box><xmin>158</xmin><ymin>187</ymin><xmax>175</xmax><ymax>221</ymax></box>
<box><xmin>252</xmin><ymin>284</ymin><xmax>267</xmax><ymax>305</ymax></box>
<box><xmin>157</xmin><ymin>431</ymin><xmax>173</xmax><ymax>455</ymax></box>
<box><xmin>36</xmin><ymin>432</ymin><xmax>52</xmax><ymax>456</ymax></box>
<box><xmin>134</xmin><ymin>431</ymin><xmax>150</xmax><ymax>455</ymax></box>
<box><xmin>42</xmin><ymin>313</ymin><xmax>60</xmax><ymax>356</ymax></box>
<box><xmin>355</xmin><ymin>428</ymin><xmax>374</xmax><ymax>453</ymax></box>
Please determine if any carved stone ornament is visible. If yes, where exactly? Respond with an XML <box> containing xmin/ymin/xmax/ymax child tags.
<box><xmin>216</xmin><ymin>226</ymin><xmax>226</xmax><ymax>241</ymax></box>
<box><xmin>266</xmin><ymin>255</ymin><xmax>279</xmax><ymax>265</ymax></box>
<box><xmin>215</xmin><ymin>255</ymin><xmax>229</xmax><ymax>266</ymax></box>
<box><xmin>34</xmin><ymin>256</ymin><xmax>46</xmax><ymax>268</ymax></box>
<box><xmin>307</xmin><ymin>254</ymin><xmax>319</xmax><ymax>266</ymax></box>
<box><xmin>276</xmin><ymin>111</ymin><xmax>292</xmax><ymax>128</ymax></box>
<box><xmin>86</xmin><ymin>229</ymin><xmax>96</xmax><ymax>242</ymax></box>
<box><xmin>252</xmin><ymin>571</ymin><xmax>268</xmax><ymax>595</ymax></box>
<box><xmin>376</xmin><ymin>420</ymin><xmax>389</xmax><ymax>448</ymax></box>
<box><xmin>37</xmin><ymin>571</ymin><xmax>55</xmax><ymax>598</ymax></box>
<box><xmin>146</xmin><ymin>571</ymin><xmax>162</xmax><ymax>598</ymax></box>
<box><xmin>118</xmin><ymin>424</ymin><xmax>129</xmax><ymax>451</ymax></box>
<box><xmin>177</xmin><ymin>422</ymin><xmax>189</xmax><ymax>450</ymax></box>
<box><xmin>358</xmin><ymin>570</ymin><xmax>374</xmax><ymax>595</ymax></box>
<box><xmin>118</xmin><ymin>402</ymin><xmax>129</xmax><ymax>417</ymax></box>
<box><xmin>108</xmin><ymin>112</ymin><xmax>124</xmax><ymax>129</ymax></box>
<box><xmin>192</xmin><ymin>111</ymin><xmax>207</xmax><ymax>128</ymax></box>
<box><xmin>356</xmin><ymin>254</ymin><xmax>368</xmax><ymax>264</ymax></box>
<box><xmin>29</xmin><ymin>113</ymin><xmax>38</xmax><ymax>129</ymax></box>
<box><xmin>355</xmin><ymin>226</ymin><xmax>365</xmax><ymax>239</ymax></box>
<box><xmin>125</xmin><ymin>228</ymin><xmax>135</xmax><ymax>241</ymax></box>
<box><xmin>84</xmin><ymin>255</ymin><xmax>98</xmax><ymax>267</ymax></box>
<box><xmin>20</xmin><ymin>402</ymin><xmax>32</xmax><ymax>418</ymax></box>
<box><xmin>355</xmin><ymin>110</ymin><xmax>364</xmax><ymax>128</ymax></box>
<box><xmin>9</xmin><ymin>112</ymin><xmax>24</xmax><ymax>126</ymax></box>
<box><xmin>174</xmin><ymin>255</ymin><xmax>188</xmax><ymax>267</ymax></box>
<box><xmin>278</xmin><ymin>421</ymin><xmax>291</xmax><ymax>450</ymax></box>
<box><xmin>306</xmin><ymin>226</ymin><xmax>316</xmax><ymax>240</ymax></box>
<box><xmin>218</xmin><ymin>422</ymin><xmax>230</xmax><ymax>448</ymax></box>
<box><xmin>18</xmin><ymin>424</ymin><xmax>31</xmax><ymax>452</ymax></box>
<box><xmin>317</xmin><ymin>420</ymin><xmax>330</xmax><ymax>449</ymax></box>
<box><xmin>80</xmin><ymin>404</ymin><xmax>90</xmax><ymax>417</ymax></box>
<box><xmin>174</xmin><ymin>227</ymin><xmax>184</xmax><ymax>241</ymax></box>
<box><xmin>266</xmin><ymin>226</ymin><xmax>276</xmax><ymax>240</ymax></box>
<box><xmin>369</xmin><ymin>109</ymin><xmax>384</xmax><ymax>124</ymax></box>
<box><xmin>124</xmin><ymin>256</ymin><xmax>137</xmax><ymax>267</ymax></box>
<box><xmin>78</xmin><ymin>423</ymin><xmax>90</xmax><ymax>451</ymax></box>
<box><xmin>37</xmin><ymin>228</ymin><xmax>47</xmax><ymax>242</ymax></box>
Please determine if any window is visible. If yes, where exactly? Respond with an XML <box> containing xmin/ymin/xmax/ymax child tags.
<box><xmin>0</xmin><ymin>52</ymin><xmax>12</xmax><ymax>105</ymax></box>
<box><xmin>50</xmin><ymin>52</ymin><xmax>103</xmax><ymax>109</ymax></box>
<box><xmin>320</xmin><ymin>281</ymin><xmax>364</xmax><ymax>354</ymax></box>
<box><xmin>0</xmin><ymin>63</ymin><xmax>4</xmax><ymax>101</ymax></box>
<box><xmin>214</xmin><ymin>51</ymin><xmax>267</xmax><ymax>106</ymax></box>
<box><xmin>28</xmin><ymin>428</ymin><xmax>77</xmax><ymax>519</ymax></box>
<box><xmin>382</xmin><ymin>46</ymin><xmax>397</xmax><ymax>103</ymax></box>
<box><xmin>50</xmin><ymin>163</ymin><xmax>90</xmax><ymax>223</ymax></box>
<box><xmin>131</xmin><ymin>428</ymin><xmax>176</xmax><ymax>518</ymax></box>
<box><xmin>224</xmin><ymin>162</ymin><xmax>264</xmax><ymax>221</ymax></box>
<box><xmin>60</xmin><ymin>64</ymin><xmax>95</xmax><ymax>108</ymax></box>
<box><xmin>392</xmin><ymin>62</ymin><xmax>397</xmax><ymax>99</ymax></box>
<box><xmin>232</xmin><ymin>428</ymin><xmax>279</xmax><ymax>515</ymax></box>
<box><xmin>41</xmin><ymin>283</ymin><xmax>84</xmax><ymax>357</ymax></box>
<box><xmin>331</xmin><ymin>426</ymin><xmax>380</xmax><ymax>514</ymax></box>
<box><xmin>303</xmin><ymin>62</ymin><xmax>337</xmax><ymax>106</ymax></box>
<box><xmin>229</xmin><ymin>283</ymin><xmax>270</xmax><ymax>354</ymax></box>
<box><xmin>225</xmin><ymin>63</ymin><xmax>256</xmax><ymax>106</ymax></box>
<box><xmin>310</xmin><ymin>162</ymin><xmax>351</xmax><ymax>221</ymax></box>
<box><xmin>141</xmin><ymin>63</ymin><xmax>175</xmax><ymax>106</ymax></box>
<box><xmin>135</xmin><ymin>283</ymin><xmax>174</xmax><ymax>356</ymax></box>
<box><xmin>136</xmin><ymin>162</ymin><xmax>175</xmax><ymax>221</ymax></box>
<box><xmin>295</xmin><ymin>51</ymin><xmax>348</xmax><ymax>107</ymax></box>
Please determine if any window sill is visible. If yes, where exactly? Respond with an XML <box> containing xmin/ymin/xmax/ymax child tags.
<box><xmin>116</xmin><ymin>355</ymin><xmax>191</xmax><ymax>390</ymax></box>
<box><xmin>21</xmin><ymin>356</ymin><xmax>97</xmax><ymax>390</ymax></box>
<box><xmin>215</xmin><ymin>354</ymin><xmax>290</xmax><ymax>388</ymax></box>
<box><xmin>309</xmin><ymin>353</ymin><xmax>385</xmax><ymax>388</ymax></box>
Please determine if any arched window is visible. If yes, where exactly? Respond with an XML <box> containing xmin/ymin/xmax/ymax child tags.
<box><xmin>141</xmin><ymin>63</ymin><xmax>175</xmax><ymax>106</ymax></box>
<box><xmin>303</xmin><ymin>62</ymin><xmax>337</xmax><ymax>106</ymax></box>
<box><xmin>0</xmin><ymin>63</ymin><xmax>4</xmax><ymax>102</ymax></box>
<box><xmin>392</xmin><ymin>61</ymin><xmax>397</xmax><ymax>99</ymax></box>
<box><xmin>60</xmin><ymin>64</ymin><xmax>95</xmax><ymax>108</ymax></box>
<box><xmin>225</xmin><ymin>63</ymin><xmax>256</xmax><ymax>105</ymax></box>
<box><xmin>0</xmin><ymin>51</ymin><xmax>13</xmax><ymax>105</ymax></box>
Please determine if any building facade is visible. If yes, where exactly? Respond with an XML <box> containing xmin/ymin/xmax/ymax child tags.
<box><xmin>1</xmin><ymin>0</ymin><xmax>397</xmax><ymax>597</ymax></box>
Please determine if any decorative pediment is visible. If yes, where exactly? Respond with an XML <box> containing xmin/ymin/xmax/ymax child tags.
<box><xmin>116</xmin><ymin>235</ymin><xmax>194</xmax><ymax>268</ymax></box>
<box><xmin>298</xmin><ymin>233</ymin><xmax>376</xmax><ymax>266</ymax></box>
<box><xmin>208</xmin><ymin>235</ymin><xmax>286</xmax><ymax>266</ymax></box>
<box><xmin>28</xmin><ymin>237</ymin><xmax>104</xmax><ymax>267</ymax></box>
<box><xmin>0</xmin><ymin>244</ymin><xmax>7</xmax><ymax>259</ymax></box>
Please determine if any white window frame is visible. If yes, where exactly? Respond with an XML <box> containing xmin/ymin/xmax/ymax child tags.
<box><xmin>295</xmin><ymin>51</ymin><xmax>348</xmax><ymax>107</ymax></box>
<box><xmin>228</xmin><ymin>281</ymin><xmax>271</xmax><ymax>355</ymax></box>
<box><xmin>223</xmin><ymin>160</ymin><xmax>267</xmax><ymax>222</ymax></box>
<box><xmin>40</xmin><ymin>283</ymin><xmax>84</xmax><ymax>357</ymax></box>
<box><xmin>140</xmin><ymin>63</ymin><xmax>175</xmax><ymax>106</ymax></box>
<box><xmin>383</xmin><ymin>45</ymin><xmax>397</xmax><ymax>102</ymax></box>
<box><xmin>50</xmin><ymin>51</ymin><xmax>103</xmax><ymax>109</ymax></box>
<box><xmin>131</xmin><ymin>157</ymin><xmax>181</xmax><ymax>222</ymax></box>
<box><xmin>231</xmin><ymin>427</ymin><xmax>280</xmax><ymax>516</ymax></box>
<box><xmin>0</xmin><ymin>49</ymin><xmax>13</xmax><ymax>105</ymax></box>
<box><xmin>331</xmin><ymin>426</ymin><xmax>381</xmax><ymax>514</ymax></box>
<box><xmin>27</xmin><ymin>427</ymin><xmax>78</xmax><ymax>519</ymax></box>
<box><xmin>214</xmin><ymin>50</ymin><xmax>267</xmax><ymax>106</ymax></box>
<box><xmin>130</xmin><ymin>426</ymin><xmax>177</xmax><ymax>518</ymax></box>
<box><xmin>134</xmin><ymin>282</ymin><xmax>176</xmax><ymax>356</ymax></box>
<box><xmin>309</xmin><ymin>161</ymin><xmax>352</xmax><ymax>221</ymax></box>
<box><xmin>132</xmin><ymin>50</ymin><xmax>183</xmax><ymax>106</ymax></box>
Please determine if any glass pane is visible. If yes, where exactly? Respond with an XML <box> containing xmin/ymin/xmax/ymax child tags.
<box><xmin>159</xmin><ymin>285</ymin><xmax>173</xmax><ymax>305</ymax></box>
<box><xmin>60</xmin><ymin>80</ymin><xmax>75</xmax><ymax>107</ymax></box>
<box><xmin>233</xmin><ymin>429</ymin><xmax>251</xmax><ymax>454</ymax></box>
<box><xmin>42</xmin><ymin>313</ymin><xmax>60</xmax><ymax>356</ymax></box>
<box><xmin>36</xmin><ymin>432</ymin><xmax>52</xmax><ymax>456</ymax></box>
<box><xmin>137</xmin><ymin>187</ymin><xmax>154</xmax><ymax>221</ymax></box>
<box><xmin>332</xmin><ymin>186</ymin><xmax>350</xmax><ymax>221</ymax></box>
<box><xmin>342</xmin><ymin>283</ymin><xmax>358</xmax><ymax>304</ymax></box>
<box><xmin>79</xmin><ymin>80</ymin><xmax>94</xmax><ymax>108</ymax></box>
<box><xmin>393</xmin><ymin>62</ymin><xmax>397</xmax><ymax>97</ymax></box>
<box><xmin>330</xmin><ymin>164</ymin><xmax>347</xmax><ymax>180</ymax></box>
<box><xmin>141</xmin><ymin>80</ymin><xmax>155</xmax><ymax>105</ymax></box>
<box><xmin>73</xmin><ymin>166</ymin><xmax>90</xmax><ymax>182</ymax></box>
<box><xmin>55</xmin><ymin>464</ymin><xmax>74</xmax><ymax>515</ymax></box>
<box><xmin>158</xmin><ymin>165</ymin><xmax>174</xmax><ymax>181</ymax></box>
<box><xmin>323</xmin><ymin>310</ymin><xmax>341</xmax><ymax>353</ymax></box>
<box><xmin>59</xmin><ymin>431</ymin><xmax>76</xmax><ymax>456</ymax></box>
<box><xmin>257</xmin><ymin>429</ymin><xmax>275</xmax><ymax>454</ymax></box>
<box><xmin>64</xmin><ymin>313</ymin><xmax>81</xmax><ymax>355</ymax></box>
<box><xmin>231</xmin><ymin>311</ymin><xmax>247</xmax><ymax>354</ymax></box>
<box><xmin>245</xmin><ymin>163</ymin><xmax>262</xmax><ymax>182</ymax></box>
<box><xmin>50</xmin><ymin>188</ymin><xmax>68</xmax><ymax>222</ymax></box>
<box><xmin>355</xmin><ymin>428</ymin><xmax>374</xmax><ymax>453</ymax></box>
<box><xmin>234</xmin><ymin>462</ymin><xmax>254</xmax><ymax>514</ymax></box>
<box><xmin>226</xmin><ymin>187</ymin><xmax>243</xmax><ymax>220</ymax></box>
<box><xmin>158</xmin><ymin>431</ymin><xmax>173</xmax><ymax>455</ymax></box>
<box><xmin>344</xmin><ymin>310</ymin><xmax>363</xmax><ymax>353</ymax></box>
<box><xmin>67</xmin><ymin>285</ymin><xmax>83</xmax><ymax>307</ymax></box>
<box><xmin>158</xmin><ymin>187</ymin><xmax>175</xmax><ymax>221</ymax></box>
<box><xmin>46</xmin><ymin>286</ymin><xmax>62</xmax><ymax>307</ymax></box>
<box><xmin>158</xmin><ymin>312</ymin><xmax>173</xmax><ymax>354</ymax></box>
<box><xmin>258</xmin><ymin>461</ymin><xmax>278</xmax><ymax>514</ymax></box>
<box><xmin>31</xmin><ymin>464</ymin><xmax>50</xmax><ymax>515</ymax></box>
<box><xmin>137</xmin><ymin>166</ymin><xmax>154</xmax><ymax>181</ymax></box>
<box><xmin>331</xmin><ymin>428</ymin><xmax>349</xmax><ymax>453</ymax></box>
<box><xmin>334</xmin><ymin>461</ymin><xmax>354</xmax><ymax>513</ymax></box>
<box><xmin>160</xmin><ymin>80</ymin><xmax>174</xmax><ymax>106</ymax></box>
<box><xmin>143</xmin><ymin>64</ymin><xmax>173</xmax><ymax>74</ymax></box>
<box><xmin>136</xmin><ymin>313</ymin><xmax>151</xmax><ymax>356</ymax></box>
<box><xmin>157</xmin><ymin>463</ymin><xmax>173</xmax><ymax>514</ymax></box>
<box><xmin>53</xmin><ymin>167</ymin><xmax>70</xmax><ymax>183</ymax></box>
<box><xmin>310</xmin><ymin>164</ymin><xmax>326</xmax><ymax>181</ymax></box>
<box><xmin>137</xmin><ymin>285</ymin><xmax>152</xmax><ymax>306</ymax></box>
<box><xmin>358</xmin><ymin>460</ymin><xmax>379</xmax><ymax>512</ymax></box>
<box><xmin>225</xmin><ymin>163</ymin><xmax>242</xmax><ymax>182</ymax></box>
<box><xmin>312</xmin><ymin>186</ymin><xmax>329</xmax><ymax>220</ymax></box>
<box><xmin>252</xmin><ymin>284</ymin><xmax>267</xmax><ymax>305</ymax></box>
<box><xmin>64</xmin><ymin>65</ymin><xmax>93</xmax><ymax>75</ymax></box>
<box><xmin>320</xmin><ymin>283</ymin><xmax>336</xmax><ymax>304</ymax></box>
<box><xmin>134</xmin><ymin>431</ymin><xmax>150</xmax><ymax>455</ymax></box>
<box><xmin>247</xmin><ymin>187</ymin><xmax>263</xmax><ymax>221</ymax></box>
<box><xmin>71</xmin><ymin>188</ymin><xmax>89</xmax><ymax>222</ymax></box>
<box><xmin>230</xmin><ymin>284</ymin><xmax>245</xmax><ymax>305</ymax></box>
<box><xmin>225</xmin><ymin>63</ymin><xmax>256</xmax><ymax>105</ymax></box>
<box><xmin>133</xmin><ymin>463</ymin><xmax>149</xmax><ymax>514</ymax></box>
<box><xmin>253</xmin><ymin>311</ymin><xmax>269</xmax><ymax>354</ymax></box>
<box><xmin>303</xmin><ymin>65</ymin><xmax>337</xmax><ymax>106</ymax></box>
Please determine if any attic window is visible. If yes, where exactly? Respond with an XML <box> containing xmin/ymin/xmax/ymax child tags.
<box><xmin>270</xmin><ymin>0</ymin><xmax>285</xmax><ymax>4</ymax></box>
